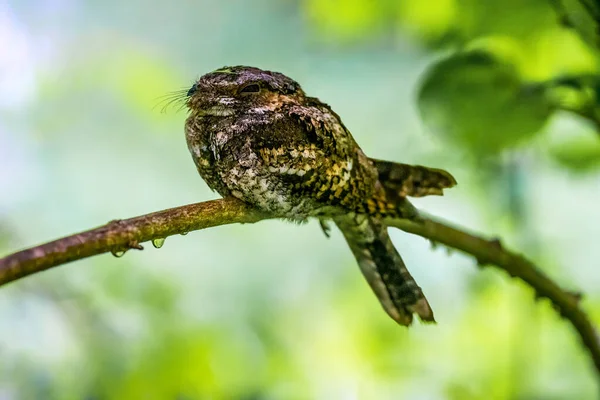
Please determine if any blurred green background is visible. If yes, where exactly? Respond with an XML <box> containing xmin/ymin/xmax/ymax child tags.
<box><xmin>1</xmin><ymin>0</ymin><xmax>600</xmax><ymax>398</ymax></box>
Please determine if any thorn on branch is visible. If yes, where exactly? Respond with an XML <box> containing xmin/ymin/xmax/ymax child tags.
<box><xmin>534</xmin><ymin>290</ymin><xmax>544</xmax><ymax>302</ymax></box>
<box><xmin>128</xmin><ymin>241</ymin><xmax>144</xmax><ymax>251</ymax></box>
<box><xmin>110</xmin><ymin>240</ymin><xmax>144</xmax><ymax>258</ymax></box>
<box><xmin>107</xmin><ymin>219</ymin><xmax>124</xmax><ymax>227</ymax></box>
<box><xmin>429</xmin><ymin>239</ymin><xmax>454</xmax><ymax>256</ymax></box>
<box><xmin>489</xmin><ymin>237</ymin><xmax>503</xmax><ymax>250</ymax></box>
<box><xmin>569</xmin><ymin>290</ymin><xmax>584</xmax><ymax>304</ymax></box>
<box><xmin>475</xmin><ymin>257</ymin><xmax>489</xmax><ymax>268</ymax></box>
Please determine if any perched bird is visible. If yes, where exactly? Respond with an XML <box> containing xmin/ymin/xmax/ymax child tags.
<box><xmin>184</xmin><ymin>66</ymin><xmax>456</xmax><ymax>326</ymax></box>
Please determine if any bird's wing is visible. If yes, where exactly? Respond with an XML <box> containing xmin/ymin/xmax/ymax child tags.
<box><xmin>255</xmin><ymin>100</ymin><xmax>378</xmax><ymax>211</ymax></box>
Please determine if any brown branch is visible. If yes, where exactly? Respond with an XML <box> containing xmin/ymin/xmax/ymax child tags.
<box><xmin>0</xmin><ymin>198</ymin><xmax>267</xmax><ymax>285</ymax></box>
<box><xmin>0</xmin><ymin>198</ymin><xmax>598</xmax><ymax>380</ymax></box>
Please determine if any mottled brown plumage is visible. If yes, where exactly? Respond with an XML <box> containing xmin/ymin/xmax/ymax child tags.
<box><xmin>184</xmin><ymin>66</ymin><xmax>456</xmax><ymax>326</ymax></box>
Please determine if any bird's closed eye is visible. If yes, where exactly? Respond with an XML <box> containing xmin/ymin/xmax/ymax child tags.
<box><xmin>239</xmin><ymin>83</ymin><xmax>261</xmax><ymax>94</ymax></box>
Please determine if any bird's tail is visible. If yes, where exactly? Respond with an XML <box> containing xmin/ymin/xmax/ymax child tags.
<box><xmin>371</xmin><ymin>159</ymin><xmax>457</xmax><ymax>198</ymax></box>
<box><xmin>334</xmin><ymin>214</ymin><xmax>434</xmax><ymax>326</ymax></box>
<box><xmin>356</xmin><ymin>159</ymin><xmax>457</xmax><ymax>219</ymax></box>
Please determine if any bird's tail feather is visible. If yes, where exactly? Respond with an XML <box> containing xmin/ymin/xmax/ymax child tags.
<box><xmin>371</xmin><ymin>159</ymin><xmax>457</xmax><ymax>198</ymax></box>
<box><xmin>334</xmin><ymin>214</ymin><xmax>434</xmax><ymax>326</ymax></box>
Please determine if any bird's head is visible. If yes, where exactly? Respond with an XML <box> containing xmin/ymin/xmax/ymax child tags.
<box><xmin>186</xmin><ymin>66</ymin><xmax>305</xmax><ymax>117</ymax></box>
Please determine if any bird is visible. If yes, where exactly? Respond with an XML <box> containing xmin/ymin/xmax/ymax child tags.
<box><xmin>184</xmin><ymin>66</ymin><xmax>456</xmax><ymax>326</ymax></box>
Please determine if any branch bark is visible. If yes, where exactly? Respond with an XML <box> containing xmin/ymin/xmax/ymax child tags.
<box><xmin>0</xmin><ymin>198</ymin><xmax>266</xmax><ymax>285</ymax></box>
<box><xmin>0</xmin><ymin>198</ymin><xmax>598</xmax><ymax>379</ymax></box>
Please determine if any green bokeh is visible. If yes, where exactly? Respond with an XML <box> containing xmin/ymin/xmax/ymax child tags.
<box><xmin>0</xmin><ymin>0</ymin><xmax>599</xmax><ymax>398</ymax></box>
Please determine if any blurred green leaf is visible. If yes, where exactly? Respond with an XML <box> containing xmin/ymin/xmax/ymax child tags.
<box><xmin>544</xmin><ymin>74</ymin><xmax>600</xmax><ymax>132</ymax></box>
<box><xmin>417</xmin><ymin>49</ymin><xmax>553</xmax><ymax>155</ymax></box>
<box><xmin>303</xmin><ymin>0</ymin><xmax>393</xmax><ymax>43</ymax></box>
<box><xmin>548</xmin><ymin>125</ymin><xmax>600</xmax><ymax>171</ymax></box>
<box><xmin>551</xmin><ymin>0</ymin><xmax>600</xmax><ymax>51</ymax></box>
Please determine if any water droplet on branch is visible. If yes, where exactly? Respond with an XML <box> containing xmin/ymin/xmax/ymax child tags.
<box><xmin>111</xmin><ymin>249</ymin><xmax>126</xmax><ymax>258</ymax></box>
<box><xmin>152</xmin><ymin>237</ymin><xmax>166</xmax><ymax>249</ymax></box>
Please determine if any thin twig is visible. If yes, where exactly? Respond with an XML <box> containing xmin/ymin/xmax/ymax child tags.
<box><xmin>0</xmin><ymin>198</ymin><xmax>598</xmax><ymax>380</ymax></box>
